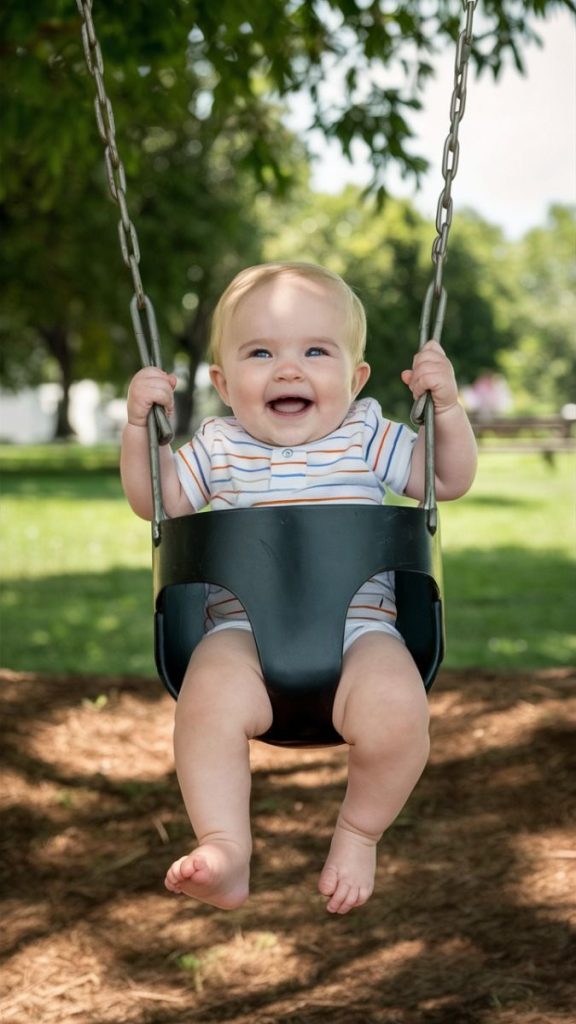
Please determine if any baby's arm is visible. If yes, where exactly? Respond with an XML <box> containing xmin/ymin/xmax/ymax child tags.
<box><xmin>120</xmin><ymin>367</ymin><xmax>195</xmax><ymax>520</ymax></box>
<box><xmin>402</xmin><ymin>341</ymin><xmax>477</xmax><ymax>501</ymax></box>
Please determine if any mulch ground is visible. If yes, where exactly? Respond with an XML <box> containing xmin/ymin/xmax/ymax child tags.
<box><xmin>0</xmin><ymin>666</ymin><xmax>574</xmax><ymax>1024</ymax></box>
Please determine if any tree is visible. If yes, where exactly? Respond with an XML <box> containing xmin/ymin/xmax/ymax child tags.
<box><xmin>3</xmin><ymin>2</ymin><xmax>575</xmax><ymax>198</ymax></box>
<box><xmin>2</xmin><ymin>1</ymin><xmax>574</xmax><ymax>432</ymax></box>
<box><xmin>258</xmin><ymin>186</ymin><xmax>514</xmax><ymax>416</ymax></box>
<box><xmin>498</xmin><ymin>205</ymin><xmax>576</xmax><ymax>412</ymax></box>
<box><xmin>0</xmin><ymin>6</ymin><xmax>304</xmax><ymax>434</ymax></box>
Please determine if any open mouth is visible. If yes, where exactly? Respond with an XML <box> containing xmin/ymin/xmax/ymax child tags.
<box><xmin>267</xmin><ymin>397</ymin><xmax>313</xmax><ymax>415</ymax></box>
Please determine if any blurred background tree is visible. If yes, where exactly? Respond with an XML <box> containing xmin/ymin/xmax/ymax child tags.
<box><xmin>258</xmin><ymin>186</ymin><xmax>523</xmax><ymax>416</ymax></box>
<box><xmin>1</xmin><ymin>0</ymin><xmax>575</xmax><ymax>434</ymax></box>
<box><xmin>497</xmin><ymin>206</ymin><xmax>576</xmax><ymax>413</ymax></box>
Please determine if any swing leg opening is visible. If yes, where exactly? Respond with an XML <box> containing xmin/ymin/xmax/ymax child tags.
<box><xmin>258</xmin><ymin>688</ymin><xmax>344</xmax><ymax>748</ymax></box>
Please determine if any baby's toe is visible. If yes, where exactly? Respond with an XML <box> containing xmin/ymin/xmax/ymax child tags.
<box><xmin>318</xmin><ymin>865</ymin><xmax>339</xmax><ymax>897</ymax></box>
<box><xmin>164</xmin><ymin>869</ymin><xmax>181</xmax><ymax>892</ymax></box>
<box><xmin>326</xmin><ymin>878</ymin><xmax>355</xmax><ymax>914</ymax></box>
<box><xmin>165</xmin><ymin>855</ymin><xmax>191</xmax><ymax>891</ymax></box>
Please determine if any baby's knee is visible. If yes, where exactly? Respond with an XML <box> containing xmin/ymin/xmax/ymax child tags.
<box><xmin>345</xmin><ymin>680</ymin><xmax>430</xmax><ymax>758</ymax></box>
<box><xmin>359</xmin><ymin>710</ymin><xmax>430</xmax><ymax>770</ymax></box>
<box><xmin>386</xmin><ymin>684</ymin><xmax>430</xmax><ymax>743</ymax></box>
<box><xmin>175</xmin><ymin>650</ymin><xmax>272</xmax><ymax>738</ymax></box>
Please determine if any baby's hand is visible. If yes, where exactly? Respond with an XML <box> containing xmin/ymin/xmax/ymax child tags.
<box><xmin>401</xmin><ymin>340</ymin><xmax>458</xmax><ymax>415</ymax></box>
<box><xmin>127</xmin><ymin>367</ymin><xmax>177</xmax><ymax>428</ymax></box>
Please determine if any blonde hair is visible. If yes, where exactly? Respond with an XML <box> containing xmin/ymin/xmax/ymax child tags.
<box><xmin>208</xmin><ymin>262</ymin><xmax>367</xmax><ymax>366</ymax></box>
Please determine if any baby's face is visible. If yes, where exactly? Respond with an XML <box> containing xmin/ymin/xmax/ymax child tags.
<box><xmin>209</xmin><ymin>274</ymin><xmax>370</xmax><ymax>447</ymax></box>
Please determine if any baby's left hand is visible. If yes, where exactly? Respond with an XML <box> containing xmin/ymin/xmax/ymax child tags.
<box><xmin>401</xmin><ymin>340</ymin><xmax>458</xmax><ymax>415</ymax></box>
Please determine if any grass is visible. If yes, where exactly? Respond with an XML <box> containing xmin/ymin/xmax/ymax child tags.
<box><xmin>439</xmin><ymin>454</ymin><xmax>575</xmax><ymax>668</ymax></box>
<box><xmin>1</xmin><ymin>444</ymin><xmax>574</xmax><ymax>676</ymax></box>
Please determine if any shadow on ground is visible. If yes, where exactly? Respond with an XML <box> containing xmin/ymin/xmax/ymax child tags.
<box><xmin>0</xmin><ymin>667</ymin><xmax>574</xmax><ymax>1024</ymax></box>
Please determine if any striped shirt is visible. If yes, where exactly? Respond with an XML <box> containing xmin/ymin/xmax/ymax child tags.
<box><xmin>174</xmin><ymin>397</ymin><xmax>417</xmax><ymax>631</ymax></box>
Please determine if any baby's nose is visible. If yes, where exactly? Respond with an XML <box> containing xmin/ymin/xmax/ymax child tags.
<box><xmin>275</xmin><ymin>359</ymin><xmax>303</xmax><ymax>380</ymax></box>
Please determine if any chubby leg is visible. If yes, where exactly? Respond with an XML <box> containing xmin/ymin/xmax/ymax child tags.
<box><xmin>319</xmin><ymin>632</ymin><xmax>430</xmax><ymax>914</ymax></box>
<box><xmin>165</xmin><ymin>628</ymin><xmax>272</xmax><ymax>909</ymax></box>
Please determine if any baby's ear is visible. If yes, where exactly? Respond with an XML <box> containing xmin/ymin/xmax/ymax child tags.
<box><xmin>352</xmin><ymin>361</ymin><xmax>371</xmax><ymax>397</ymax></box>
<box><xmin>209</xmin><ymin>364</ymin><xmax>231</xmax><ymax>406</ymax></box>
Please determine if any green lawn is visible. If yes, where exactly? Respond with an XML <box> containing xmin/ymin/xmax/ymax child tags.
<box><xmin>1</xmin><ymin>445</ymin><xmax>574</xmax><ymax>676</ymax></box>
<box><xmin>439</xmin><ymin>454</ymin><xmax>575</xmax><ymax>668</ymax></box>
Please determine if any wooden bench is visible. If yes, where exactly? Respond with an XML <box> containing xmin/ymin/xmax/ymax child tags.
<box><xmin>468</xmin><ymin>414</ymin><xmax>576</xmax><ymax>461</ymax></box>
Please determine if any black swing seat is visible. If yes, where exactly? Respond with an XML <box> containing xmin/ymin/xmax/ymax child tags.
<box><xmin>153</xmin><ymin>504</ymin><xmax>444</xmax><ymax>748</ymax></box>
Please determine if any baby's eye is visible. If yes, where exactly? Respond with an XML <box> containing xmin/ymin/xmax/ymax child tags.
<box><xmin>249</xmin><ymin>348</ymin><xmax>272</xmax><ymax>359</ymax></box>
<box><xmin>306</xmin><ymin>346</ymin><xmax>328</xmax><ymax>357</ymax></box>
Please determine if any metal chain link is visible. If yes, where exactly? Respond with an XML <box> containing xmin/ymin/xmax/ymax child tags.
<box><xmin>431</xmin><ymin>0</ymin><xmax>477</xmax><ymax>294</ymax></box>
<box><xmin>76</xmin><ymin>0</ymin><xmax>174</xmax><ymax>474</ymax></box>
<box><xmin>412</xmin><ymin>0</ymin><xmax>477</xmax><ymax>426</ymax></box>
<box><xmin>412</xmin><ymin>0</ymin><xmax>477</xmax><ymax>534</ymax></box>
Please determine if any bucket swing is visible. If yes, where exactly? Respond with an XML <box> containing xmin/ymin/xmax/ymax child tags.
<box><xmin>78</xmin><ymin>0</ymin><xmax>478</xmax><ymax>748</ymax></box>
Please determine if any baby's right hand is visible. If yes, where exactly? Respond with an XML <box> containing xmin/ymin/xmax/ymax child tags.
<box><xmin>126</xmin><ymin>367</ymin><xmax>177</xmax><ymax>428</ymax></box>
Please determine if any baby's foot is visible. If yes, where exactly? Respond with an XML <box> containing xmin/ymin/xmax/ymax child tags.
<box><xmin>165</xmin><ymin>840</ymin><xmax>250</xmax><ymax>910</ymax></box>
<box><xmin>318</xmin><ymin>821</ymin><xmax>377</xmax><ymax>914</ymax></box>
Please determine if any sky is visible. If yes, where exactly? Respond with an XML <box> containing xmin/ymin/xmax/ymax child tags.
<box><xmin>287</xmin><ymin>9</ymin><xmax>576</xmax><ymax>239</ymax></box>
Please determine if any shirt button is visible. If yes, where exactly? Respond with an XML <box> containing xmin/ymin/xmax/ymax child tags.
<box><xmin>282</xmin><ymin>448</ymin><xmax>293</xmax><ymax>458</ymax></box>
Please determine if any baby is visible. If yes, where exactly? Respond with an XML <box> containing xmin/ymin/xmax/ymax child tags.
<box><xmin>121</xmin><ymin>262</ymin><xmax>477</xmax><ymax>914</ymax></box>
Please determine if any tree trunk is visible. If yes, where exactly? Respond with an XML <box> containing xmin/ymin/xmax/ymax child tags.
<box><xmin>40</xmin><ymin>325</ymin><xmax>75</xmax><ymax>439</ymax></box>
<box><xmin>175</xmin><ymin>298</ymin><xmax>211</xmax><ymax>437</ymax></box>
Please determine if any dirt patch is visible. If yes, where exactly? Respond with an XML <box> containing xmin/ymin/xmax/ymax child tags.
<box><xmin>1</xmin><ymin>667</ymin><xmax>574</xmax><ymax>1024</ymax></box>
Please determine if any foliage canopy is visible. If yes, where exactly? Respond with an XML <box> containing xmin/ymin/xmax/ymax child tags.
<box><xmin>3</xmin><ymin>1</ymin><xmax>576</xmax><ymax>201</ymax></box>
<box><xmin>1</xmin><ymin>1</ymin><xmax>575</xmax><ymax>430</ymax></box>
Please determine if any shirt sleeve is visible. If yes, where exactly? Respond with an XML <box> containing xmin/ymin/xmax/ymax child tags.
<box><xmin>362</xmin><ymin>398</ymin><xmax>418</xmax><ymax>495</ymax></box>
<box><xmin>174</xmin><ymin>418</ymin><xmax>214</xmax><ymax>510</ymax></box>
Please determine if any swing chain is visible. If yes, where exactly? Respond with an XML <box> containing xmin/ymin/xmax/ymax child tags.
<box><xmin>412</xmin><ymin>0</ymin><xmax>477</xmax><ymax>427</ymax></box>
<box><xmin>412</xmin><ymin>0</ymin><xmax>477</xmax><ymax>533</ymax></box>
<box><xmin>76</xmin><ymin>0</ymin><xmax>174</xmax><ymax>460</ymax></box>
<box><xmin>430</xmin><ymin>0</ymin><xmax>477</xmax><ymax>298</ymax></box>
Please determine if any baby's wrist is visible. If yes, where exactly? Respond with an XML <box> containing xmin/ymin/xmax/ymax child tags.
<box><xmin>433</xmin><ymin>399</ymin><xmax>460</xmax><ymax>418</ymax></box>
